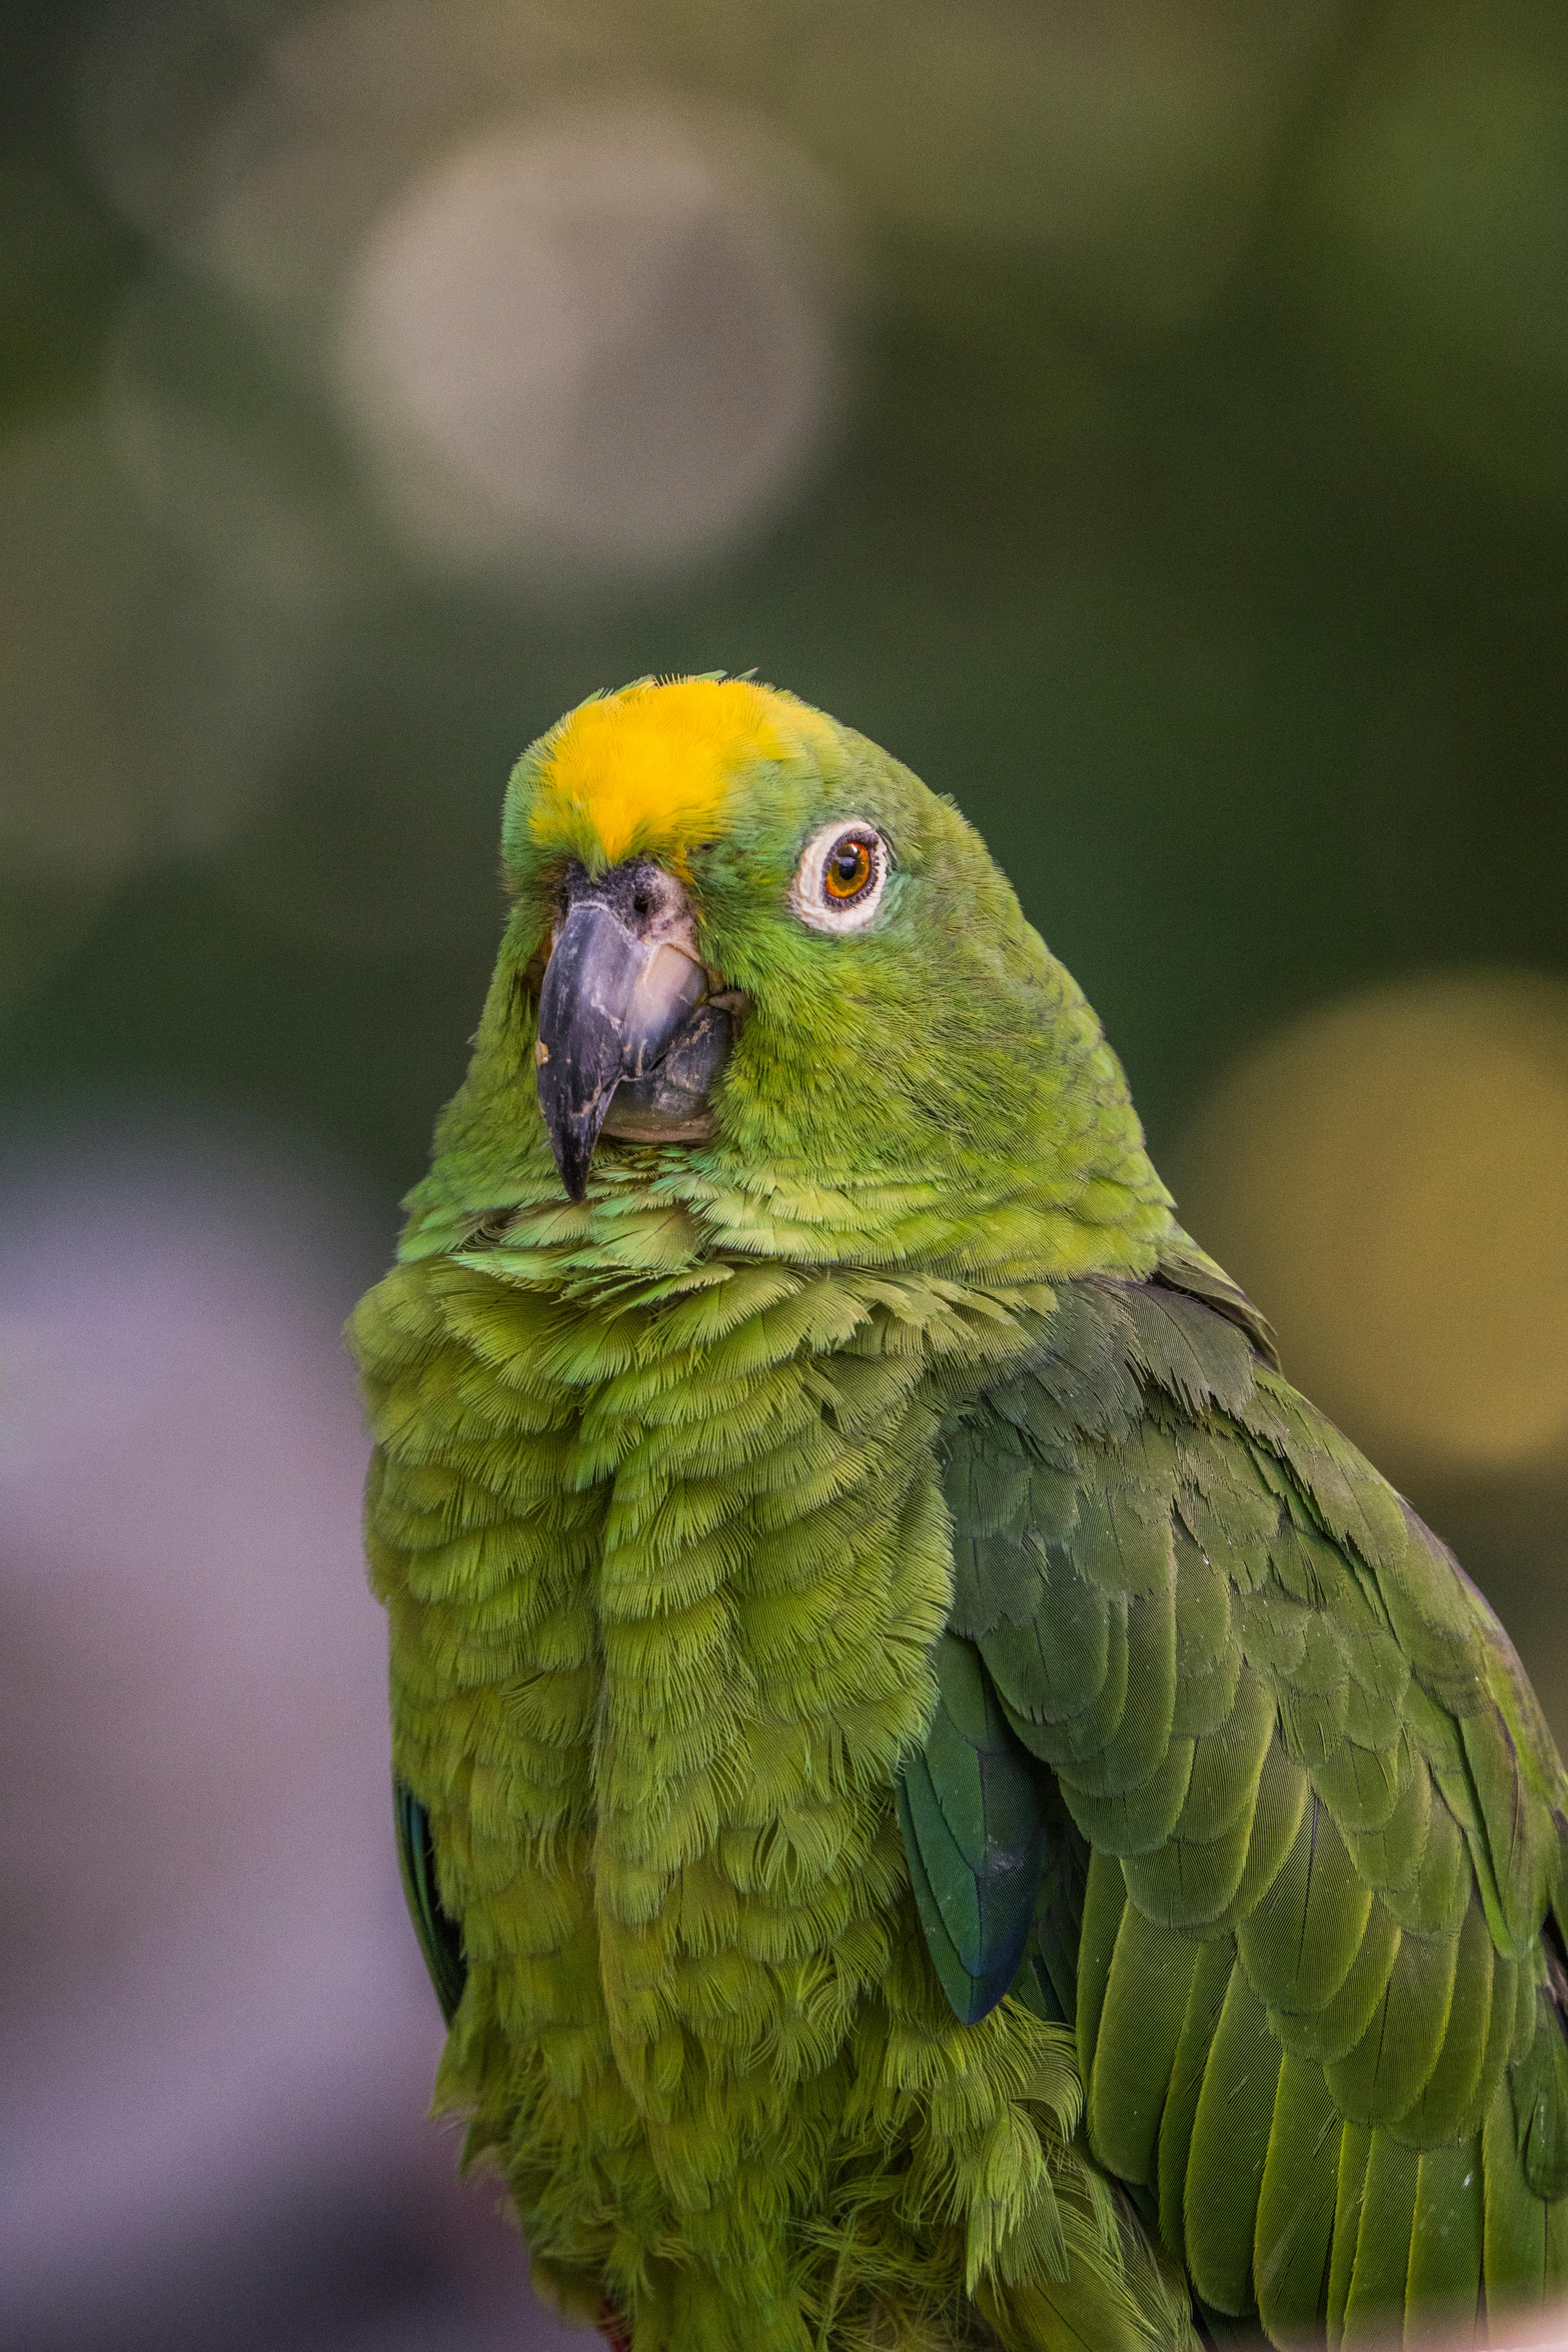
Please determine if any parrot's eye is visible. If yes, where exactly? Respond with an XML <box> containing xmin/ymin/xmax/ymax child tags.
<box><xmin>824</xmin><ymin>838</ymin><xmax>873</xmax><ymax>900</ymax></box>
<box><xmin>790</xmin><ymin>820</ymin><xmax>890</xmax><ymax>934</ymax></box>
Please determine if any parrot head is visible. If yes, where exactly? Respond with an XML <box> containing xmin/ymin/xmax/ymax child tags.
<box><xmin>459</xmin><ymin>674</ymin><xmax>1168</xmax><ymax>1275</ymax></box>
<box><xmin>508</xmin><ymin>673</ymin><xmax>1029</xmax><ymax>1202</ymax></box>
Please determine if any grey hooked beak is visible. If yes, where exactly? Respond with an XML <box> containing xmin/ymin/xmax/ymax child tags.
<box><xmin>535</xmin><ymin>861</ymin><xmax>723</xmax><ymax>1201</ymax></box>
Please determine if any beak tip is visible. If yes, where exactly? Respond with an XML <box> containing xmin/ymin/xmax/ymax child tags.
<box><xmin>546</xmin><ymin>1118</ymin><xmax>594</xmax><ymax>1203</ymax></box>
<box><xmin>536</xmin><ymin>1049</ymin><xmax>602</xmax><ymax>1201</ymax></box>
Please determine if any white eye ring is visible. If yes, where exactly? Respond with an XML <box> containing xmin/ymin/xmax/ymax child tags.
<box><xmin>789</xmin><ymin>819</ymin><xmax>890</xmax><ymax>933</ymax></box>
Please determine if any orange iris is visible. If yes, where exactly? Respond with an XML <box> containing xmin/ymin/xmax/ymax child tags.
<box><xmin>823</xmin><ymin>836</ymin><xmax>874</xmax><ymax>899</ymax></box>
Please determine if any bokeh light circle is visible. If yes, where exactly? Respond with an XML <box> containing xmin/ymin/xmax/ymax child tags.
<box><xmin>1175</xmin><ymin>972</ymin><xmax>1568</xmax><ymax>1473</ymax></box>
<box><xmin>102</xmin><ymin>260</ymin><xmax>387</xmax><ymax>618</ymax></box>
<box><xmin>0</xmin><ymin>407</ymin><xmax>313</xmax><ymax>931</ymax></box>
<box><xmin>333</xmin><ymin>104</ymin><xmax>848</xmax><ymax>579</ymax></box>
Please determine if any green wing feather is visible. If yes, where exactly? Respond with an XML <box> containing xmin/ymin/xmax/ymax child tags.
<box><xmin>394</xmin><ymin>1776</ymin><xmax>468</xmax><ymax>2026</ymax></box>
<box><xmin>909</xmin><ymin>1268</ymin><xmax>1568</xmax><ymax>2345</ymax></box>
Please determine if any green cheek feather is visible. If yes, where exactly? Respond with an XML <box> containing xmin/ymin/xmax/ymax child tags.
<box><xmin>352</xmin><ymin>677</ymin><xmax>1568</xmax><ymax>2350</ymax></box>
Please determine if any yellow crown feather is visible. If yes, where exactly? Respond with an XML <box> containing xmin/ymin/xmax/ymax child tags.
<box><xmin>526</xmin><ymin>676</ymin><xmax>825</xmax><ymax>868</ymax></box>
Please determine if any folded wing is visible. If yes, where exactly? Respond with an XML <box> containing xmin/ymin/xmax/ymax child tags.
<box><xmin>907</xmin><ymin>1273</ymin><xmax>1568</xmax><ymax>2346</ymax></box>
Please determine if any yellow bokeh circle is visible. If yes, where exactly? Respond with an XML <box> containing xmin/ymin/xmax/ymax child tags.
<box><xmin>1175</xmin><ymin>972</ymin><xmax>1568</xmax><ymax>1473</ymax></box>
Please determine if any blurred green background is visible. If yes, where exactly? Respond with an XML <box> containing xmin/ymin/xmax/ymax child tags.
<box><xmin>2</xmin><ymin>3</ymin><xmax>1566</xmax><ymax>2346</ymax></box>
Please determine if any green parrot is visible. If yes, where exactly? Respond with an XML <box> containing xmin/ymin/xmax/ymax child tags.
<box><xmin>352</xmin><ymin>677</ymin><xmax>1568</xmax><ymax>2352</ymax></box>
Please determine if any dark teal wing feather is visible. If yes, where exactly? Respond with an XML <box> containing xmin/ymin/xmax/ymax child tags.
<box><xmin>394</xmin><ymin>1776</ymin><xmax>467</xmax><ymax>2026</ymax></box>
<box><xmin>911</xmin><ymin>1268</ymin><xmax>1568</xmax><ymax>2346</ymax></box>
<box><xmin>897</xmin><ymin>1632</ymin><xmax>1049</xmax><ymax>2023</ymax></box>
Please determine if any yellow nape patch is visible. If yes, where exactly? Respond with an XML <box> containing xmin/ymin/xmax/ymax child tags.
<box><xmin>529</xmin><ymin>677</ymin><xmax>815</xmax><ymax>867</ymax></box>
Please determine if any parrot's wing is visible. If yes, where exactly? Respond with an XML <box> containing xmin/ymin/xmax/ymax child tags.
<box><xmin>394</xmin><ymin>1777</ymin><xmax>467</xmax><ymax>2026</ymax></box>
<box><xmin>909</xmin><ymin>1271</ymin><xmax>1568</xmax><ymax>2341</ymax></box>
